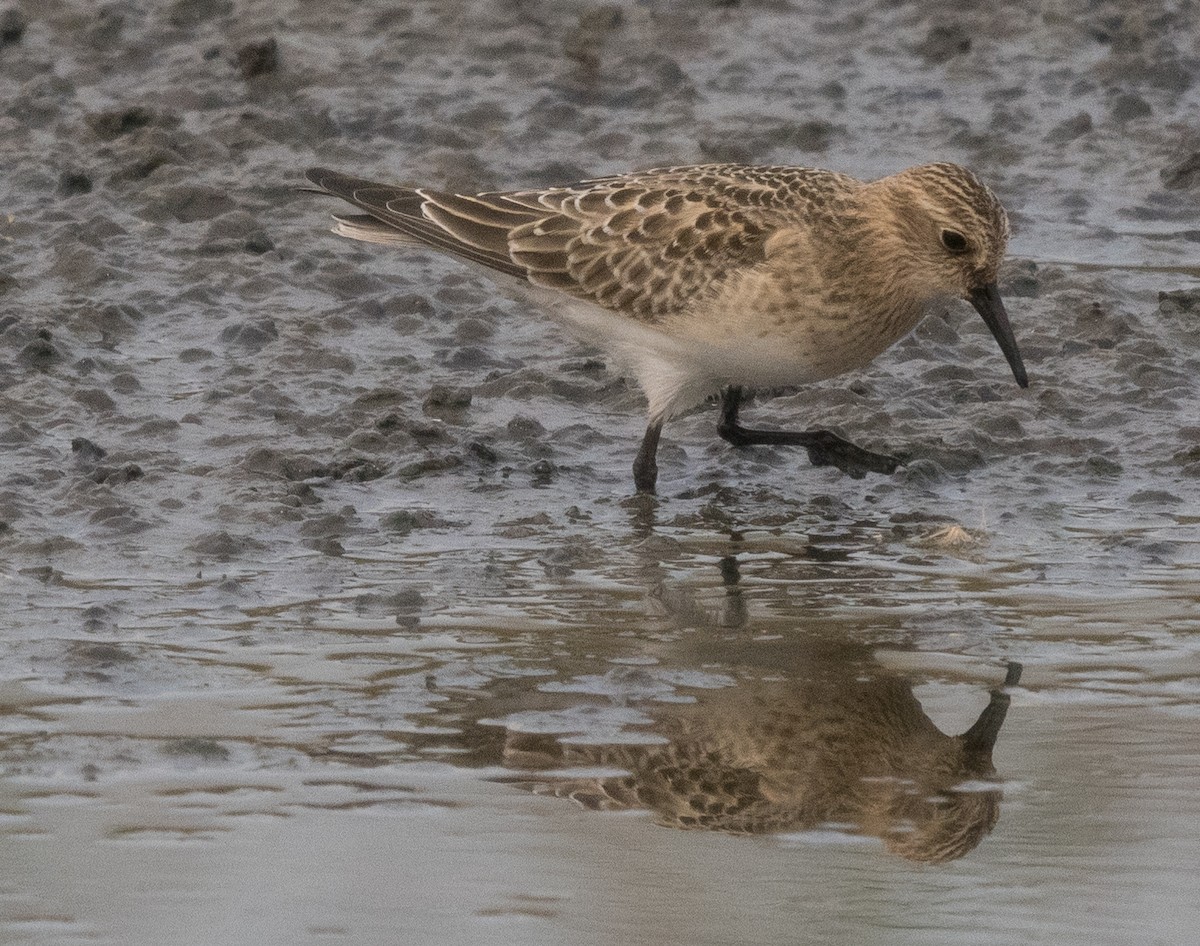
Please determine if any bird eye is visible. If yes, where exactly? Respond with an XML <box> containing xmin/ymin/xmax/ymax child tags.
<box><xmin>941</xmin><ymin>229</ymin><xmax>969</xmax><ymax>253</ymax></box>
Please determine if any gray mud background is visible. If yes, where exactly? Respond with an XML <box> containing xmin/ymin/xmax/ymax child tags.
<box><xmin>3</xmin><ymin>2</ymin><xmax>1200</xmax><ymax>945</ymax></box>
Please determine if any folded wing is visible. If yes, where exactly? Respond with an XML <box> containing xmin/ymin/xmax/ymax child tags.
<box><xmin>305</xmin><ymin>165</ymin><xmax>794</xmax><ymax>321</ymax></box>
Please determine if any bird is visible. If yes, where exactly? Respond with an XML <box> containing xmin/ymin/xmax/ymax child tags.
<box><xmin>304</xmin><ymin>161</ymin><xmax>1028</xmax><ymax>494</ymax></box>
<box><xmin>462</xmin><ymin>659</ymin><xmax>1023</xmax><ymax>863</ymax></box>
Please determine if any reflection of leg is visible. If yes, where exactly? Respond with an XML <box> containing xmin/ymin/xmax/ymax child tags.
<box><xmin>633</xmin><ymin>421</ymin><xmax>663</xmax><ymax>494</ymax></box>
<box><xmin>962</xmin><ymin>662</ymin><xmax>1023</xmax><ymax>756</ymax></box>
<box><xmin>716</xmin><ymin>386</ymin><xmax>901</xmax><ymax>479</ymax></box>
<box><xmin>718</xmin><ymin>555</ymin><xmax>747</xmax><ymax>629</ymax></box>
<box><xmin>718</xmin><ymin>555</ymin><xmax>741</xmax><ymax>588</ymax></box>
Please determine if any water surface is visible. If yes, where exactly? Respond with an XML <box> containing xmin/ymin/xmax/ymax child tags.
<box><xmin>3</xmin><ymin>1</ymin><xmax>1200</xmax><ymax>944</ymax></box>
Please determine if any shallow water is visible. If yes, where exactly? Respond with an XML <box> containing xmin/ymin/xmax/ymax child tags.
<box><xmin>3</xmin><ymin>1</ymin><xmax>1200</xmax><ymax>944</ymax></box>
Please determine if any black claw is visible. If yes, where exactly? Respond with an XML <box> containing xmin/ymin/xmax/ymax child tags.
<box><xmin>805</xmin><ymin>447</ymin><xmax>835</xmax><ymax>470</ymax></box>
<box><xmin>794</xmin><ymin>432</ymin><xmax>900</xmax><ymax>478</ymax></box>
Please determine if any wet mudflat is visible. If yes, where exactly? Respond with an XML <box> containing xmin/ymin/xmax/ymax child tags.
<box><xmin>3</xmin><ymin>1</ymin><xmax>1200</xmax><ymax>944</ymax></box>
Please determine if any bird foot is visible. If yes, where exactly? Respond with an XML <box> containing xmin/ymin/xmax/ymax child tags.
<box><xmin>800</xmin><ymin>431</ymin><xmax>902</xmax><ymax>479</ymax></box>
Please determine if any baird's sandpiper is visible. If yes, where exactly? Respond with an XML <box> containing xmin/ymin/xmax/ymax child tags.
<box><xmin>492</xmin><ymin>661</ymin><xmax>1022</xmax><ymax>863</ymax></box>
<box><xmin>305</xmin><ymin>162</ymin><xmax>1028</xmax><ymax>494</ymax></box>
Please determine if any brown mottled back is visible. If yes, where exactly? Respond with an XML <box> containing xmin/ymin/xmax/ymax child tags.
<box><xmin>306</xmin><ymin>164</ymin><xmax>863</xmax><ymax>320</ymax></box>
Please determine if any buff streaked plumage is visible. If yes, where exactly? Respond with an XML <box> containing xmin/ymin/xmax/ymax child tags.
<box><xmin>304</xmin><ymin>161</ymin><xmax>1028</xmax><ymax>494</ymax></box>
<box><xmin>489</xmin><ymin>661</ymin><xmax>1022</xmax><ymax>863</ymax></box>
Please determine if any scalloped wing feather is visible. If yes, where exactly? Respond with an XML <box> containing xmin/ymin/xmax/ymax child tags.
<box><xmin>305</xmin><ymin>165</ymin><xmax>849</xmax><ymax>322</ymax></box>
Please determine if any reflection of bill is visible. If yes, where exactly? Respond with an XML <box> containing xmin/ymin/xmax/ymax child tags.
<box><xmin>496</xmin><ymin>662</ymin><xmax>1021</xmax><ymax>863</ymax></box>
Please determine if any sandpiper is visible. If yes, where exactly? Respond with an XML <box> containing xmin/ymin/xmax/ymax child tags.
<box><xmin>487</xmin><ymin>661</ymin><xmax>1023</xmax><ymax>862</ymax></box>
<box><xmin>305</xmin><ymin>162</ymin><xmax>1028</xmax><ymax>494</ymax></box>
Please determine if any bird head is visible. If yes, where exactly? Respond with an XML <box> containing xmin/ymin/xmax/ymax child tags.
<box><xmin>877</xmin><ymin>163</ymin><xmax>1028</xmax><ymax>388</ymax></box>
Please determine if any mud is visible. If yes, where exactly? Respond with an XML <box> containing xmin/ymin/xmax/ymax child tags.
<box><xmin>2</xmin><ymin>2</ymin><xmax>1200</xmax><ymax>945</ymax></box>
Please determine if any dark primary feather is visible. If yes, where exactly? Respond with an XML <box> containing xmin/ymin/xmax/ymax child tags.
<box><xmin>306</xmin><ymin>168</ymin><xmax>532</xmax><ymax>278</ymax></box>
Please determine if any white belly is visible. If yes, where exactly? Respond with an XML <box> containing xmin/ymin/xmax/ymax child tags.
<box><xmin>479</xmin><ymin>275</ymin><xmax>927</xmax><ymax>423</ymax></box>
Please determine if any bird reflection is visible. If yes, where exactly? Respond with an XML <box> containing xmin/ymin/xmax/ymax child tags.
<box><xmin>490</xmin><ymin>659</ymin><xmax>1019</xmax><ymax>863</ymax></box>
<box><xmin>427</xmin><ymin>550</ymin><xmax>1022</xmax><ymax>863</ymax></box>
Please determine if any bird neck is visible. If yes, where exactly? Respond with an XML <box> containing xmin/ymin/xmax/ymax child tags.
<box><xmin>813</xmin><ymin>207</ymin><xmax>930</xmax><ymax>337</ymax></box>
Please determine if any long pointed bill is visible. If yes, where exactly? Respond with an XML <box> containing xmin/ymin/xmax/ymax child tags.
<box><xmin>968</xmin><ymin>283</ymin><xmax>1028</xmax><ymax>388</ymax></box>
<box><xmin>961</xmin><ymin>662</ymin><xmax>1022</xmax><ymax>758</ymax></box>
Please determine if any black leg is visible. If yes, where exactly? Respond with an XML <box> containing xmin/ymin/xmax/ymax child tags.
<box><xmin>633</xmin><ymin>421</ymin><xmax>663</xmax><ymax>494</ymax></box>
<box><xmin>716</xmin><ymin>387</ymin><xmax>901</xmax><ymax>479</ymax></box>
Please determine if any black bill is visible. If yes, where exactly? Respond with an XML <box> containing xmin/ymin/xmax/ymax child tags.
<box><xmin>961</xmin><ymin>662</ymin><xmax>1022</xmax><ymax>758</ymax></box>
<box><xmin>968</xmin><ymin>283</ymin><xmax>1028</xmax><ymax>388</ymax></box>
